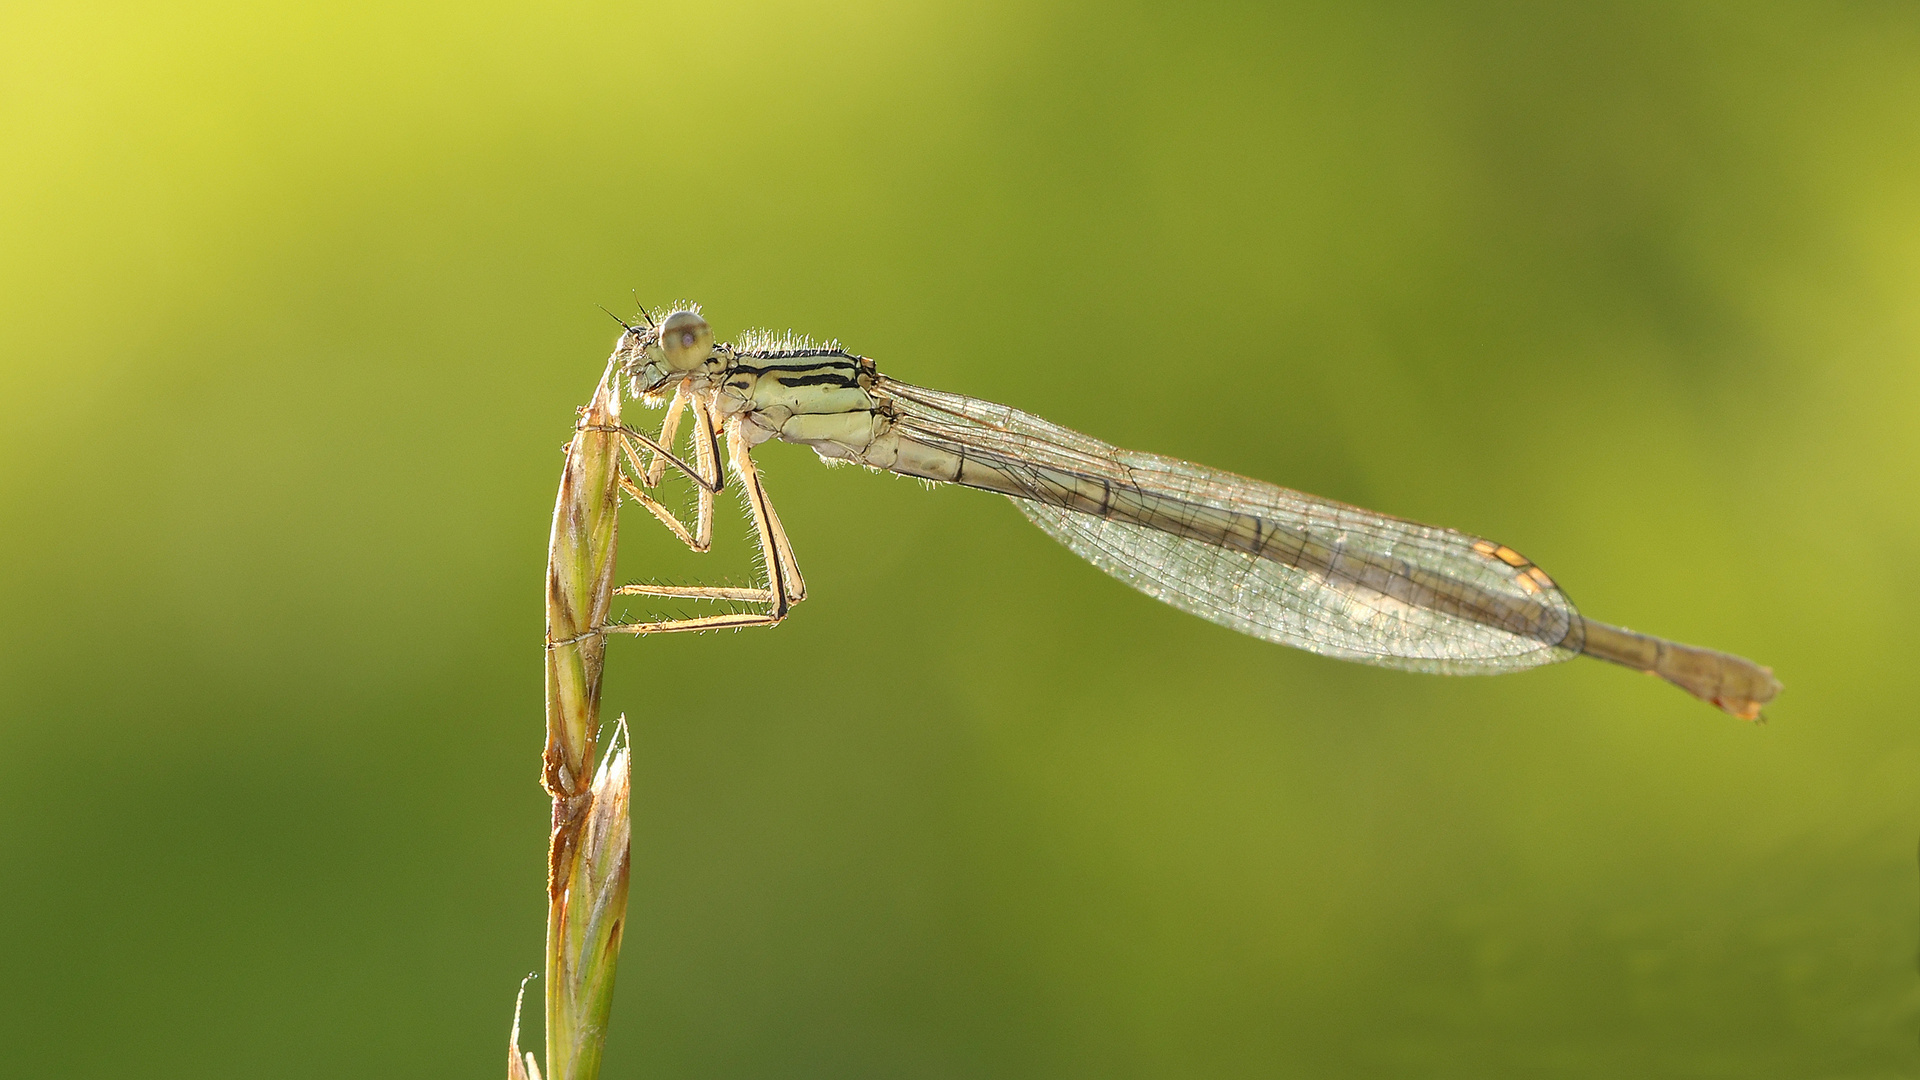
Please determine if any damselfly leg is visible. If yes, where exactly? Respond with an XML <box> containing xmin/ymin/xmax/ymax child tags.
<box><xmin>615</xmin><ymin>380</ymin><xmax>723</xmax><ymax>552</ymax></box>
<box><xmin>608</xmin><ymin>414</ymin><xmax>806</xmax><ymax>635</ymax></box>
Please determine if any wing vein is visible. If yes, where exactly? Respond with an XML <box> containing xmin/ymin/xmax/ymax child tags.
<box><xmin>874</xmin><ymin>378</ymin><xmax>1584</xmax><ymax>673</ymax></box>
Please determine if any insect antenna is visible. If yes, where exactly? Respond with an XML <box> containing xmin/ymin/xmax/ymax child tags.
<box><xmin>600</xmin><ymin>306</ymin><xmax>637</xmax><ymax>333</ymax></box>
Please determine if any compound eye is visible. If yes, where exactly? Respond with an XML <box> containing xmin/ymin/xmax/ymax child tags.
<box><xmin>659</xmin><ymin>310</ymin><xmax>713</xmax><ymax>370</ymax></box>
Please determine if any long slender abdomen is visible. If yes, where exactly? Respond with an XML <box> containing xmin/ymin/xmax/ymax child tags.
<box><xmin>878</xmin><ymin>430</ymin><xmax>1782</xmax><ymax>717</ymax></box>
<box><xmin>1578</xmin><ymin>619</ymin><xmax>1781</xmax><ymax>720</ymax></box>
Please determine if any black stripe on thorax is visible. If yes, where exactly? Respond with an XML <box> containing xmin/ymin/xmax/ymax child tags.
<box><xmin>729</xmin><ymin>353</ymin><xmax>863</xmax><ymax>390</ymax></box>
<box><xmin>730</xmin><ymin>351</ymin><xmax>860</xmax><ymax>375</ymax></box>
<box><xmin>774</xmin><ymin>371</ymin><xmax>860</xmax><ymax>388</ymax></box>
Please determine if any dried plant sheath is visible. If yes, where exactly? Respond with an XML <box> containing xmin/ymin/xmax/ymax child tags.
<box><xmin>537</xmin><ymin>363</ymin><xmax>631</xmax><ymax>1080</ymax></box>
<box><xmin>546</xmin><ymin>363</ymin><xmax>622</xmax><ymax>801</ymax></box>
<box><xmin>551</xmin><ymin>738</ymin><xmax>631</xmax><ymax>1078</ymax></box>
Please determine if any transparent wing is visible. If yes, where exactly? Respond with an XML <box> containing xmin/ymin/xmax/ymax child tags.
<box><xmin>876</xmin><ymin>379</ymin><xmax>1584</xmax><ymax>674</ymax></box>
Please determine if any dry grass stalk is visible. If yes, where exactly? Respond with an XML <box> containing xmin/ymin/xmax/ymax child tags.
<box><xmin>516</xmin><ymin>361</ymin><xmax>632</xmax><ymax>1080</ymax></box>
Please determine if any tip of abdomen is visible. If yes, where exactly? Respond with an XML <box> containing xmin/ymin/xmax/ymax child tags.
<box><xmin>1579</xmin><ymin>619</ymin><xmax>1782</xmax><ymax>720</ymax></box>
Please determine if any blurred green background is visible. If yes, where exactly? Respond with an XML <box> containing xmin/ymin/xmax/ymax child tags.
<box><xmin>2</xmin><ymin>1</ymin><xmax>1917</xmax><ymax>1076</ymax></box>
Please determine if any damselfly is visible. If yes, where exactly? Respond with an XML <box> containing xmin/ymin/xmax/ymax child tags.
<box><xmin>585</xmin><ymin>306</ymin><xmax>1781</xmax><ymax>719</ymax></box>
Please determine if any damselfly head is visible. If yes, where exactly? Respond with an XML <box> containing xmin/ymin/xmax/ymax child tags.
<box><xmin>611</xmin><ymin>323</ymin><xmax>663</xmax><ymax>393</ymax></box>
<box><xmin>612</xmin><ymin>308</ymin><xmax>710</xmax><ymax>398</ymax></box>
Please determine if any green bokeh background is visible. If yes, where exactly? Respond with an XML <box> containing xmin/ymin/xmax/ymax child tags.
<box><xmin>3</xmin><ymin>2</ymin><xmax>1917</xmax><ymax>1076</ymax></box>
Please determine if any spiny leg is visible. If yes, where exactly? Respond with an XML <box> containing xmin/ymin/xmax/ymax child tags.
<box><xmin>578</xmin><ymin>380</ymin><xmax>716</xmax><ymax>494</ymax></box>
<box><xmin>616</xmin><ymin>583</ymin><xmax>771</xmax><ymax>602</ymax></box>
<box><xmin>606</xmin><ymin>416</ymin><xmax>806</xmax><ymax>636</ymax></box>
<box><xmin>641</xmin><ymin>379</ymin><xmax>691</xmax><ymax>487</ymax></box>
<box><xmin>616</xmin><ymin>391</ymin><xmax>725</xmax><ymax>552</ymax></box>
<box><xmin>637</xmin><ymin>379</ymin><xmax>723</xmax><ymax>488</ymax></box>
<box><xmin>729</xmin><ymin>414</ymin><xmax>805</xmax><ymax>612</ymax></box>
<box><xmin>612</xmin><ymin>482</ymin><xmax>803</xmax><ymax>608</ymax></box>
<box><xmin>759</xmin><ymin>479</ymin><xmax>806</xmax><ymax>604</ymax></box>
<box><xmin>619</xmin><ymin>476</ymin><xmax>707</xmax><ymax>552</ymax></box>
